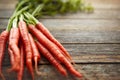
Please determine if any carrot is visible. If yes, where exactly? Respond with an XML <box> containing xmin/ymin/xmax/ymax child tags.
<box><xmin>17</xmin><ymin>43</ymin><xmax>24</xmax><ymax>80</ymax></box>
<box><xmin>35</xmin><ymin>41</ymin><xmax>67</xmax><ymax>76</ymax></box>
<box><xmin>24</xmin><ymin>12</ymin><xmax>71</xmax><ymax>61</ymax></box>
<box><xmin>28</xmin><ymin>24</ymin><xmax>82</xmax><ymax>78</ymax></box>
<box><xmin>18</xmin><ymin>17</ymin><xmax>34</xmax><ymax>80</ymax></box>
<box><xmin>8</xmin><ymin>47</ymin><xmax>14</xmax><ymax>67</ymax></box>
<box><xmin>28</xmin><ymin>33</ymin><xmax>41</xmax><ymax>75</ymax></box>
<box><xmin>36</xmin><ymin>22</ymin><xmax>72</xmax><ymax>61</ymax></box>
<box><xmin>8</xmin><ymin>27</ymin><xmax>20</xmax><ymax>72</ymax></box>
<box><xmin>0</xmin><ymin>30</ymin><xmax>9</xmax><ymax>80</ymax></box>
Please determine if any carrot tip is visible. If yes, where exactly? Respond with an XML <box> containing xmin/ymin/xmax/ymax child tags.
<box><xmin>34</xmin><ymin>58</ymin><xmax>46</xmax><ymax>76</ymax></box>
<box><xmin>78</xmin><ymin>74</ymin><xmax>82</xmax><ymax>78</ymax></box>
<box><xmin>26</xmin><ymin>60</ymin><xmax>34</xmax><ymax>80</ymax></box>
<box><xmin>35</xmin><ymin>58</ymin><xmax>41</xmax><ymax>75</ymax></box>
<box><xmin>7</xmin><ymin>64</ymin><xmax>19</xmax><ymax>72</ymax></box>
<box><xmin>0</xmin><ymin>72</ymin><xmax>6</xmax><ymax>80</ymax></box>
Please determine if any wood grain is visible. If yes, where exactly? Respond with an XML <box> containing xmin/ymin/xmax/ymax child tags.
<box><xmin>1</xmin><ymin>64</ymin><xmax>120</xmax><ymax>80</ymax></box>
<box><xmin>2</xmin><ymin>43</ymin><xmax>120</xmax><ymax>66</ymax></box>
<box><xmin>52</xmin><ymin>31</ymin><xmax>120</xmax><ymax>43</ymax></box>
<box><xmin>0</xmin><ymin>9</ymin><xmax>120</xmax><ymax>19</ymax></box>
<box><xmin>0</xmin><ymin>0</ymin><xmax>120</xmax><ymax>10</ymax></box>
<box><xmin>1</xmin><ymin>19</ymin><xmax>120</xmax><ymax>31</ymax></box>
<box><xmin>1</xmin><ymin>29</ymin><xmax>120</xmax><ymax>43</ymax></box>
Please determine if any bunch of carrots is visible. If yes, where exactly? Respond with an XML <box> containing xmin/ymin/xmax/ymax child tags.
<box><xmin>0</xmin><ymin>6</ymin><xmax>83</xmax><ymax>80</ymax></box>
<box><xmin>0</xmin><ymin>0</ymin><xmax>94</xmax><ymax>79</ymax></box>
<box><xmin>0</xmin><ymin>12</ymin><xmax>82</xmax><ymax>80</ymax></box>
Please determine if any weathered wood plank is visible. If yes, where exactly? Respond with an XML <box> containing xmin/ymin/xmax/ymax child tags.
<box><xmin>38</xmin><ymin>19</ymin><xmax>120</xmax><ymax>32</ymax></box>
<box><xmin>85</xmin><ymin>0</ymin><xmax>120</xmax><ymax>9</ymax></box>
<box><xmin>63</xmin><ymin>44</ymin><xmax>120</xmax><ymax>55</ymax></box>
<box><xmin>38</xmin><ymin>54</ymin><xmax>120</xmax><ymax>64</ymax></box>
<box><xmin>34</xmin><ymin>9</ymin><xmax>120</xmax><ymax>19</ymax></box>
<box><xmin>0</xmin><ymin>0</ymin><xmax>17</xmax><ymax>10</ymax></box>
<box><xmin>2</xmin><ymin>43</ymin><xmax>120</xmax><ymax>66</ymax></box>
<box><xmin>0</xmin><ymin>0</ymin><xmax>120</xmax><ymax>10</ymax></box>
<box><xmin>2</xmin><ymin>64</ymin><xmax>120</xmax><ymax>80</ymax></box>
<box><xmin>0</xmin><ymin>9</ymin><xmax>120</xmax><ymax>19</ymax></box>
<box><xmin>0</xmin><ymin>10</ymin><xmax>14</xmax><ymax>18</ymax></box>
<box><xmin>0</xmin><ymin>19</ymin><xmax>120</xmax><ymax>31</ymax></box>
<box><xmin>72</xmin><ymin>54</ymin><xmax>120</xmax><ymax>63</ymax></box>
<box><xmin>53</xmin><ymin>31</ymin><xmax>120</xmax><ymax>43</ymax></box>
<box><xmin>1</xmin><ymin>29</ymin><xmax>120</xmax><ymax>44</ymax></box>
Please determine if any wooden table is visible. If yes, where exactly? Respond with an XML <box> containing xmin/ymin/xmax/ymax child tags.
<box><xmin>0</xmin><ymin>0</ymin><xmax>120</xmax><ymax>80</ymax></box>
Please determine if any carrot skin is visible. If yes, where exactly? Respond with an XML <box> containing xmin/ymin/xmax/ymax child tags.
<box><xmin>0</xmin><ymin>30</ymin><xmax>9</xmax><ymax>80</ymax></box>
<box><xmin>36</xmin><ymin>22</ymin><xmax>71</xmax><ymax>60</ymax></box>
<box><xmin>35</xmin><ymin>41</ymin><xmax>67</xmax><ymax>76</ymax></box>
<box><xmin>17</xmin><ymin>44</ymin><xmax>24</xmax><ymax>80</ymax></box>
<box><xmin>19</xmin><ymin>20</ymin><xmax>34</xmax><ymax>80</ymax></box>
<box><xmin>8</xmin><ymin>47</ymin><xmax>14</xmax><ymax>66</ymax></box>
<box><xmin>28</xmin><ymin>34</ymin><xmax>40</xmax><ymax>60</ymax></box>
<box><xmin>8</xmin><ymin>27</ymin><xmax>20</xmax><ymax>71</ymax></box>
<box><xmin>28</xmin><ymin>33</ymin><xmax>41</xmax><ymax>75</ymax></box>
<box><xmin>28</xmin><ymin>25</ymin><xmax>82</xmax><ymax>78</ymax></box>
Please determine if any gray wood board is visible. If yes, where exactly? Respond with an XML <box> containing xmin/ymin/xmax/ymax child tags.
<box><xmin>0</xmin><ymin>9</ymin><xmax>120</xmax><ymax>19</ymax></box>
<box><xmin>1</xmin><ymin>29</ymin><xmax>120</xmax><ymax>44</ymax></box>
<box><xmin>1</xmin><ymin>19</ymin><xmax>120</xmax><ymax>31</ymax></box>
<box><xmin>2</xmin><ymin>43</ymin><xmax>120</xmax><ymax>66</ymax></box>
<box><xmin>1</xmin><ymin>64</ymin><xmax>120</xmax><ymax>80</ymax></box>
<box><xmin>0</xmin><ymin>0</ymin><xmax>120</xmax><ymax>9</ymax></box>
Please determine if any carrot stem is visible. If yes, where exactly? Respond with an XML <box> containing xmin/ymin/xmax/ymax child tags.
<box><xmin>6</xmin><ymin>6</ymin><xmax>30</xmax><ymax>31</ymax></box>
<box><xmin>15</xmin><ymin>0</ymin><xmax>29</xmax><ymax>13</ymax></box>
<box><xmin>12</xmin><ymin>17</ymin><xmax>18</xmax><ymax>28</ymax></box>
<box><xmin>24</xmin><ymin>12</ymin><xmax>39</xmax><ymax>24</ymax></box>
<box><xmin>32</xmin><ymin>4</ymin><xmax>44</xmax><ymax>17</ymax></box>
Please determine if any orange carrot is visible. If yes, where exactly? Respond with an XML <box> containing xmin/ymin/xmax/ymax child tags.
<box><xmin>28</xmin><ymin>33</ymin><xmax>41</xmax><ymax>75</ymax></box>
<box><xmin>17</xmin><ymin>43</ymin><xmax>24</xmax><ymax>80</ymax></box>
<box><xmin>8</xmin><ymin>47</ymin><xmax>14</xmax><ymax>67</ymax></box>
<box><xmin>28</xmin><ymin>24</ymin><xmax>82</xmax><ymax>78</ymax></box>
<box><xmin>8</xmin><ymin>27</ymin><xmax>20</xmax><ymax>72</ymax></box>
<box><xmin>19</xmin><ymin>20</ymin><xmax>34</xmax><ymax>80</ymax></box>
<box><xmin>36</xmin><ymin>41</ymin><xmax>67</xmax><ymax>76</ymax></box>
<box><xmin>36</xmin><ymin>22</ymin><xmax>72</xmax><ymax>60</ymax></box>
<box><xmin>0</xmin><ymin>30</ymin><xmax>9</xmax><ymax>80</ymax></box>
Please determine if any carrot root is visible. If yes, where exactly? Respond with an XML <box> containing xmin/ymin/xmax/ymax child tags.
<box><xmin>0</xmin><ymin>30</ymin><xmax>9</xmax><ymax>80</ymax></box>
<box><xmin>35</xmin><ymin>41</ymin><xmax>67</xmax><ymax>76</ymax></box>
<box><xmin>8</xmin><ymin>47</ymin><xmax>14</xmax><ymax>66</ymax></box>
<box><xmin>36</xmin><ymin>22</ymin><xmax>72</xmax><ymax>60</ymax></box>
<box><xmin>34</xmin><ymin>57</ymin><xmax>42</xmax><ymax>75</ymax></box>
<box><xmin>28</xmin><ymin>33</ymin><xmax>41</xmax><ymax>76</ymax></box>
<box><xmin>0</xmin><ymin>72</ymin><xmax>5</xmax><ymax>80</ymax></box>
<box><xmin>17</xmin><ymin>43</ymin><xmax>24</xmax><ymax>80</ymax></box>
<box><xmin>19</xmin><ymin>20</ymin><xmax>34</xmax><ymax>80</ymax></box>
<box><xmin>26</xmin><ymin>59</ymin><xmax>34</xmax><ymax>80</ymax></box>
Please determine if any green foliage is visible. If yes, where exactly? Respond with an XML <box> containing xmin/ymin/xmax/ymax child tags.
<box><xmin>17</xmin><ymin>0</ymin><xmax>94</xmax><ymax>18</ymax></box>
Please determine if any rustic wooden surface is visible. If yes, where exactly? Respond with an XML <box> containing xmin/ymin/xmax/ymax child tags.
<box><xmin>0</xmin><ymin>0</ymin><xmax>120</xmax><ymax>80</ymax></box>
